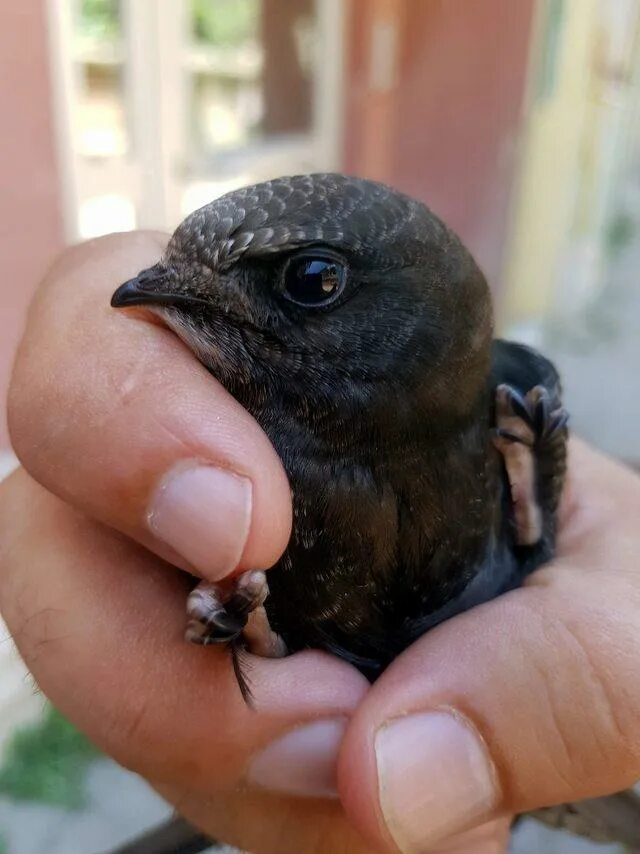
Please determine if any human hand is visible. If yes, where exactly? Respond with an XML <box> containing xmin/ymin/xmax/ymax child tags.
<box><xmin>2</xmin><ymin>233</ymin><xmax>640</xmax><ymax>853</ymax></box>
<box><xmin>334</xmin><ymin>439</ymin><xmax>640</xmax><ymax>852</ymax></box>
<box><xmin>0</xmin><ymin>233</ymin><xmax>369</xmax><ymax>853</ymax></box>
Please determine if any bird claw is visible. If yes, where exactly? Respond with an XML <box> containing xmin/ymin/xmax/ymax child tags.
<box><xmin>492</xmin><ymin>384</ymin><xmax>567</xmax><ymax>547</ymax></box>
<box><xmin>494</xmin><ymin>384</ymin><xmax>568</xmax><ymax>447</ymax></box>
<box><xmin>186</xmin><ymin>570</ymin><xmax>287</xmax><ymax>658</ymax></box>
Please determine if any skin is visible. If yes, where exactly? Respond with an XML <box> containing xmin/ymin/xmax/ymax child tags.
<box><xmin>2</xmin><ymin>232</ymin><xmax>640</xmax><ymax>853</ymax></box>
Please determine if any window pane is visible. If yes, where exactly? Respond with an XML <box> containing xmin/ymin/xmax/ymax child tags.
<box><xmin>191</xmin><ymin>0</ymin><xmax>259</xmax><ymax>47</ymax></box>
<box><xmin>184</xmin><ymin>0</ymin><xmax>316</xmax><ymax>206</ymax></box>
<box><xmin>78</xmin><ymin>194</ymin><xmax>136</xmax><ymax>239</ymax></box>
<box><xmin>72</xmin><ymin>0</ymin><xmax>128</xmax><ymax>157</ymax></box>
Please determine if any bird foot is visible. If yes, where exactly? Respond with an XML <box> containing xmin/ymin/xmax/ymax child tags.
<box><xmin>494</xmin><ymin>384</ymin><xmax>568</xmax><ymax>447</ymax></box>
<box><xmin>493</xmin><ymin>385</ymin><xmax>568</xmax><ymax>546</ymax></box>
<box><xmin>185</xmin><ymin>570</ymin><xmax>287</xmax><ymax>658</ymax></box>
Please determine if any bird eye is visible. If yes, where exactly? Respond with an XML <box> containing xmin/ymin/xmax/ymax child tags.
<box><xmin>282</xmin><ymin>254</ymin><xmax>346</xmax><ymax>307</ymax></box>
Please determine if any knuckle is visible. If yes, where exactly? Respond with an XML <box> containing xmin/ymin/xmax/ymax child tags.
<box><xmin>541</xmin><ymin>608</ymin><xmax>640</xmax><ymax>790</ymax></box>
<box><xmin>98</xmin><ymin>694</ymin><xmax>156</xmax><ymax>774</ymax></box>
<box><xmin>6</xmin><ymin>583</ymin><xmax>72</xmax><ymax>675</ymax></box>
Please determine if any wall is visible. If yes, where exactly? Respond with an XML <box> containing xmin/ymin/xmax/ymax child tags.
<box><xmin>503</xmin><ymin>0</ymin><xmax>640</xmax><ymax>327</ymax></box>
<box><xmin>502</xmin><ymin>0</ymin><xmax>598</xmax><ymax>326</ymax></box>
<box><xmin>343</xmin><ymin>0</ymin><xmax>536</xmax><ymax>297</ymax></box>
<box><xmin>0</xmin><ymin>3</ymin><xmax>65</xmax><ymax>450</ymax></box>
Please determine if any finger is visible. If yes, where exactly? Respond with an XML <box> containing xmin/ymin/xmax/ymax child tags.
<box><xmin>426</xmin><ymin>820</ymin><xmax>510</xmax><ymax>854</ymax></box>
<box><xmin>163</xmin><ymin>783</ymin><xmax>508</xmax><ymax>854</ymax></box>
<box><xmin>555</xmin><ymin>437</ymin><xmax>640</xmax><ymax>557</ymax></box>
<box><xmin>338</xmin><ymin>446</ymin><xmax>640</xmax><ymax>852</ymax></box>
<box><xmin>154</xmin><ymin>784</ymin><xmax>371</xmax><ymax>854</ymax></box>
<box><xmin>156</xmin><ymin>786</ymin><xmax>509</xmax><ymax>854</ymax></box>
<box><xmin>0</xmin><ymin>469</ymin><xmax>368</xmax><ymax>798</ymax></box>
<box><xmin>8</xmin><ymin>232</ymin><xmax>292</xmax><ymax>583</ymax></box>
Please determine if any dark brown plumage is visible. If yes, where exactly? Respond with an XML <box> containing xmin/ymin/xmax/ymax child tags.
<box><xmin>112</xmin><ymin>174</ymin><xmax>563</xmax><ymax>671</ymax></box>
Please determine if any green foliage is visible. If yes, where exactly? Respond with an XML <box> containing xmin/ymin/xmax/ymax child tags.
<box><xmin>0</xmin><ymin>707</ymin><xmax>100</xmax><ymax>810</ymax></box>
<box><xmin>0</xmin><ymin>831</ymin><xmax>6</xmax><ymax>854</ymax></box>
<box><xmin>79</xmin><ymin>0</ymin><xmax>121</xmax><ymax>40</ymax></box>
<box><xmin>191</xmin><ymin>0</ymin><xmax>259</xmax><ymax>46</ymax></box>
<box><xmin>606</xmin><ymin>211</ymin><xmax>635</xmax><ymax>255</ymax></box>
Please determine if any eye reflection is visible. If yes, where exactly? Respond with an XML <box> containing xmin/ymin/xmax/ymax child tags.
<box><xmin>283</xmin><ymin>255</ymin><xmax>347</xmax><ymax>307</ymax></box>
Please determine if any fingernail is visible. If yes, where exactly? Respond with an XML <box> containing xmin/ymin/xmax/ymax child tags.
<box><xmin>148</xmin><ymin>463</ymin><xmax>252</xmax><ymax>581</ymax></box>
<box><xmin>376</xmin><ymin>710</ymin><xmax>498</xmax><ymax>852</ymax></box>
<box><xmin>248</xmin><ymin>718</ymin><xmax>345</xmax><ymax>798</ymax></box>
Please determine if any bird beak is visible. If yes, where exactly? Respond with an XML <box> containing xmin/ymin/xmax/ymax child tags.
<box><xmin>111</xmin><ymin>266</ymin><xmax>208</xmax><ymax>309</ymax></box>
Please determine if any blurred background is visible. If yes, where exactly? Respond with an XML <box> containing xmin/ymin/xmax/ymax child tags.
<box><xmin>1</xmin><ymin>1</ymin><xmax>639</xmax><ymax>852</ymax></box>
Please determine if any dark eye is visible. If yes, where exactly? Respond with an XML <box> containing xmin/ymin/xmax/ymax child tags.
<box><xmin>282</xmin><ymin>254</ymin><xmax>346</xmax><ymax>307</ymax></box>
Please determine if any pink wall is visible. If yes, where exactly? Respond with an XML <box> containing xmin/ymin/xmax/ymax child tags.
<box><xmin>0</xmin><ymin>4</ymin><xmax>65</xmax><ymax>450</ymax></box>
<box><xmin>344</xmin><ymin>0</ymin><xmax>535</xmax><ymax>296</ymax></box>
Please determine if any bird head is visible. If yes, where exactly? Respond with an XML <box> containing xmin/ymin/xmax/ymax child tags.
<box><xmin>112</xmin><ymin>173</ymin><xmax>493</xmax><ymax>430</ymax></box>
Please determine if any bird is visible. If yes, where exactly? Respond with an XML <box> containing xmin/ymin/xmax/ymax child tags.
<box><xmin>110</xmin><ymin>173</ymin><xmax>638</xmax><ymax>852</ymax></box>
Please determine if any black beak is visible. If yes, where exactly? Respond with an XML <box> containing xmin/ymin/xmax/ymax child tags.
<box><xmin>111</xmin><ymin>267</ymin><xmax>209</xmax><ymax>309</ymax></box>
<box><xmin>111</xmin><ymin>278</ymin><xmax>152</xmax><ymax>307</ymax></box>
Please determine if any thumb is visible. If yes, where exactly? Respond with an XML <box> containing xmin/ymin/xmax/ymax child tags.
<box><xmin>337</xmin><ymin>577</ymin><xmax>640</xmax><ymax>852</ymax></box>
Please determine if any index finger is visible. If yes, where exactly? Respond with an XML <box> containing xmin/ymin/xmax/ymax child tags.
<box><xmin>8</xmin><ymin>232</ymin><xmax>292</xmax><ymax>582</ymax></box>
<box><xmin>0</xmin><ymin>468</ymin><xmax>367</xmax><ymax>798</ymax></box>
